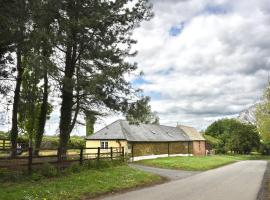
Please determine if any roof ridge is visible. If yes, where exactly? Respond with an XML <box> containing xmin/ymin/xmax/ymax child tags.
<box><xmin>177</xmin><ymin>124</ymin><xmax>194</xmax><ymax>129</ymax></box>
<box><xmin>119</xmin><ymin>120</ymin><xmax>128</xmax><ymax>140</ymax></box>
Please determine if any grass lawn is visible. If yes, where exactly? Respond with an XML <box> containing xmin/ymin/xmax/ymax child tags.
<box><xmin>136</xmin><ymin>155</ymin><xmax>270</xmax><ymax>171</ymax></box>
<box><xmin>0</xmin><ymin>165</ymin><xmax>162</xmax><ymax>200</ymax></box>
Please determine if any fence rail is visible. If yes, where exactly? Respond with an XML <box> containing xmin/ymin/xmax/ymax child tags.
<box><xmin>0</xmin><ymin>147</ymin><xmax>125</xmax><ymax>174</ymax></box>
<box><xmin>0</xmin><ymin>139</ymin><xmax>11</xmax><ymax>150</ymax></box>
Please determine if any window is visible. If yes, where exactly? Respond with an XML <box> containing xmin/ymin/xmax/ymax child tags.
<box><xmin>101</xmin><ymin>141</ymin><xmax>108</xmax><ymax>149</ymax></box>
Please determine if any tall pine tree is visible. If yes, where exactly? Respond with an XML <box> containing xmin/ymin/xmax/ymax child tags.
<box><xmin>51</xmin><ymin>0</ymin><xmax>153</xmax><ymax>153</ymax></box>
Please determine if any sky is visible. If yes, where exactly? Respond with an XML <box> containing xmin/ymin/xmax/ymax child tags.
<box><xmin>1</xmin><ymin>0</ymin><xmax>270</xmax><ymax>135</ymax></box>
<box><xmin>125</xmin><ymin>0</ymin><xmax>270</xmax><ymax>130</ymax></box>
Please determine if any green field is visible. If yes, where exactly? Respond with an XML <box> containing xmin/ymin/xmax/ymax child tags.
<box><xmin>0</xmin><ymin>165</ymin><xmax>161</xmax><ymax>200</ymax></box>
<box><xmin>136</xmin><ymin>155</ymin><xmax>270</xmax><ymax>171</ymax></box>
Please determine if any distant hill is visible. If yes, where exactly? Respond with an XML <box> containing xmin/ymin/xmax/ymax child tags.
<box><xmin>237</xmin><ymin>104</ymin><xmax>257</xmax><ymax>125</ymax></box>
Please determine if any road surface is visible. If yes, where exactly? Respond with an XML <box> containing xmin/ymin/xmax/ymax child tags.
<box><xmin>129</xmin><ymin>163</ymin><xmax>199</xmax><ymax>180</ymax></box>
<box><xmin>100</xmin><ymin>161</ymin><xmax>267</xmax><ymax>200</ymax></box>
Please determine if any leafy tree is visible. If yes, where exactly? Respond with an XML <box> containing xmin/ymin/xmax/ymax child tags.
<box><xmin>256</xmin><ymin>81</ymin><xmax>270</xmax><ymax>150</ymax></box>
<box><xmin>225</xmin><ymin>123</ymin><xmax>260</xmax><ymax>154</ymax></box>
<box><xmin>126</xmin><ymin>98</ymin><xmax>159</xmax><ymax>125</ymax></box>
<box><xmin>85</xmin><ymin>111</ymin><xmax>98</xmax><ymax>136</ymax></box>
<box><xmin>205</xmin><ymin>118</ymin><xmax>260</xmax><ymax>154</ymax></box>
<box><xmin>0</xmin><ymin>0</ymin><xmax>56</xmax><ymax>155</ymax></box>
<box><xmin>0</xmin><ymin>0</ymin><xmax>16</xmax><ymax>95</ymax></box>
<box><xmin>18</xmin><ymin>56</ymin><xmax>53</xmax><ymax>150</ymax></box>
<box><xmin>18</xmin><ymin>57</ymin><xmax>42</xmax><ymax>148</ymax></box>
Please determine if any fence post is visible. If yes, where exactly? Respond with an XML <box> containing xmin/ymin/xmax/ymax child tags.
<box><xmin>57</xmin><ymin>147</ymin><xmax>61</xmax><ymax>170</ymax></box>
<box><xmin>121</xmin><ymin>147</ymin><xmax>124</xmax><ymax>161</ymax></box>
<box><xmin>110</xmin><ymin>147</ymin><xmax>113</xmax><ymax>160</ymax></box>
<box><xmin>131</xmin><ymin>144</ymin><xmax>134</xmax><ymax>162</ymax></box>
<box><xmin>80</xmin><ymin>147</ymin><xmax>83</xmax><ymax>165</ymax></box>
<box><xmin>97</xmin><ymin>147</ymin><xmax>100</xmax><ymax>161</ymax></box>
<box><xmin>28</xmin><ymin>147</ymin><xmax>33</xmax><ymax>175</ymax></box>
<box><xmin>187</xmin><ymin>142</ymin><xmax>190</xmax><ymax>155</ymax></box>
<box><xmin>168</xmin><ymin>142</ymin><xmax>170</xmax><ymax>157</ymax></box>
<box><xmin>3</xmin><ymin>139</ymin><xmax>5</xmax><ymax>149</ymax></box>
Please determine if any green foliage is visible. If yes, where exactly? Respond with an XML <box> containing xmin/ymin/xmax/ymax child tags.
<box><xmin>0</xmin><ymin>131</ymin><xmax>9</xmax><ymax>139</ymax></box>
<box><xmin>15</xmin><ymin>135</ymin><xmax>85</xmax><ymax>149</ymax></box>
<box><xmin>203</xmin><ymin>134</ymin><xmax>221</xmax><ymax>148</ymax></box>
<box><xmin>39</xmin><ymin>136</ymin><xmax>85</xmax><ymax>149</ymax></box>
<box><xmin>1</xmin><ymin>0</ymin><xmax>154</xmax><ymax>152</ymax></box>
<box><xmin>68</xmin><ymin>136</ymin><xmax>85</xmax><ymax>148</ymax></box>
<box><xmin>39</xmin><ymin>163</ymin><xmax>58</xmax><ymax>178</ymax></box>
<box><xmin>205</xmin><ymin>118</ymin><xmax>260</xmax><ymax>154</ymax></box>
<box><xmin>126</xmin><ymin>97</ymin><xmax>160</xmax><ymax>124</ymax></box>
<box><xmin>256</xmin><ymin>82</ymin><xmax>270</xmax><ymax>153</ymax></box>
<box><xmin>85</xmin><ymin>111</ymin><xmax>97</xmax><ymax>136</ymax></box>
<box><xmin>18</xmin><ymin>57</ymin><xmax>53</xmax><ymax>149</ymax></box>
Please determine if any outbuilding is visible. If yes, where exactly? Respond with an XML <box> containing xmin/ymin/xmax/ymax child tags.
<box><xmin>86</xmin><ymin>120</ymin><xmax>206</xmax><ymax>161</ymax></box>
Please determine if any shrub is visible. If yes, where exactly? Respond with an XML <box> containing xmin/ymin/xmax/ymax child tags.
<box><xmin>0</xmin><ymin>131</ymin><xmax>9</xmax><ymax>139</ymax></box>
<box><xmin>39</xmin><ymin>163</ymin><xmax>58</xmax><ymax>178</ymax></box>
<box><xmin>65</xmin><ymin>163</ymin><xmax>81</xmax><ymax>173</ymax></box>
<box><xmin>30</xmin><ymin>172</ymin><xmax>44</xmax><ymax>181</ymax></box>
<box><xmin>205</xmin><ymin>119</ymin><xmax>260</xmax><ymax>154</ymax></box>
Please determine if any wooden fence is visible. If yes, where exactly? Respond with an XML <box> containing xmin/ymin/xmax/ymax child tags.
<box><xmin>0</xmin><ymin>139</ymin><xmax>11</xmax><ymax>150</ymax></box>
<box><xmin>0</xmin><ymin>147</ymin><xmax>125</xmax><ymax>174</ymax></box>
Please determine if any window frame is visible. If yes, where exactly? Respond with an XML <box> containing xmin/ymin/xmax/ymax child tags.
<box><xmin>100</xmin><ymin>140</ymin><xmax>109</xmax><ymax>149</ymax></box>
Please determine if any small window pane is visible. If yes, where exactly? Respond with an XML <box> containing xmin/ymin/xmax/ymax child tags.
<box><xmin>101</xmin><ymin>141</ymin><xmax>108</xmax><ymax>149</ymax></box>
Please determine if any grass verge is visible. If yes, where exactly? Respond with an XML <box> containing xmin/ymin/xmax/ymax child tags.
<box><xmin>0</xmin><ymin>164</ymin><xmax>162</xmax><ymax>200</ymax></box>
<box><xmin>136</xmin><ymin>155</ymin><xmax>270</xmax><ymax>171</ymax></box>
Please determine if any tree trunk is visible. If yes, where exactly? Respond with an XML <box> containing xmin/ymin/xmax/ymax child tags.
<box><xmin>34</xmin><ymin>65</ymin><xmax>48</xmax><ymax>156</ymax></box>
<box><xmin>10</xmin><ymin>48</ymin><xmax>23</xmax><ymax>157</ymax></box>
<box><xmin>59</xmin><ymin>81</ymin><xmax>74</xmax><ymax>155</ymax></box>
<box><xmin>68</xmin><ymin>66</ymin><xmax>80</xmax><ymax>135</ymax></box>
<box><xmin>59</xmin><ymin>44</ymin><xmax>76</xmax><ymax>155</ymax></box>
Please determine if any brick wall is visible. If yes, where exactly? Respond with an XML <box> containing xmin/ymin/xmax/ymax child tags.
<box><xmin>192</xmin><ymin>141</ymin><xmax>206</xmax><ymax>156</ymax></box>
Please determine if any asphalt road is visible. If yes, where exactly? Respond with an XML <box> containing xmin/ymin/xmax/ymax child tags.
<box><xmin>129</xmin><ymin>163</ymin><xmax>200</xmax><ymax>180</ymax></box>
<box><xmin>101</xmin><ymin>161</ymin><xmax>267</xmax><ymax>200</ymax></box>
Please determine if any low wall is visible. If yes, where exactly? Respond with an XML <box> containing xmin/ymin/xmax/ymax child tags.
<box><xmin>130</xmin><ymin>153</ymin><xmax>193</xmax><ymax>162</ymax></box>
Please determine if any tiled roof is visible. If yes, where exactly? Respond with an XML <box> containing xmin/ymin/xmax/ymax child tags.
<box><xmin>86</xmin><ymin>120</ymin><xmax>205</xmax><ymax>142</ymax></box>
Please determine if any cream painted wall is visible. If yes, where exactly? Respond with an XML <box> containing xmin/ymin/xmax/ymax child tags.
<box><xmin>85</xmin><ymin>140</ymin><xmax>129</xmax><ymax>155</ymax></box>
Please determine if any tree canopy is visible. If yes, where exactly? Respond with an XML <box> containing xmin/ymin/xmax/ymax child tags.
<box><xmin>0</xmin><ymin>0</ymin><xmax>155</xmax><ymax>156</ymax></box>
<box><xmin>256</xmin><ymin>81</ymin><xmax>270</xmax><ymax>153</ymax></box>
<box><xmin>205</xmin><ymin>118</ymin><xmax>260</xmax><ymax>154</ymax></box>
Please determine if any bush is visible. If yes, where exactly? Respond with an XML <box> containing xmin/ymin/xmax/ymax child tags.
<box><xmin>205</xmin><ymin>119</ymin><xmax>260</xmax><ymax>154</ymax></box>
<box><xmin>39</xmin><ymin>136</ymin><xmax>85</xmax><ymax>149</ymax></box>
<box><xmin>39</xmin><ymin>163</ymin><xmax>58</xmax><ymax>178</ymax></box>
<box><xmin>0</xmin><ymin>131</ymin><xmax>9</xmax><ymax>139</ymax></box>
<box><xmin>68</xmin><ymin>136</ymin><xmax>85</xmax><ymax>148</ymax></box>
<box><xmin>65</xmin><ymin>163</ymin><xmax>81</xmax><ymax>173</ymax></box>
<box><xmin>83</xmin><ymin>159</ymin><xmax>125</xmax><ymax>170</ymax></box>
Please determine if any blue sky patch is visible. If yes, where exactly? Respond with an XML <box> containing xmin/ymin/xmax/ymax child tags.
<box><xmin>147</xmin><ymin>91</ymin><xmax>162</xmax><ymax>100</ymax></box>
<box><xmin>169</xmin><ymin>22</ymin><xmax>185</xmax><ymax>36</ymax></box>
<box><xmin>204</xmin><ymin>4</ymin><xmax>229</xmax><ymax>15</ymax></box>
<box><xmin>132</xmin><ymin>77</ymin><xmax>150</xmax><ymax>86</ymax></box>
<box><xmin>156</xmin><ymin>67</ymin><xmax>175</xmax><ymax>76</ymax></box>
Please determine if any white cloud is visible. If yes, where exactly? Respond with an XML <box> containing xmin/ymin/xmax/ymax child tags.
<box><xmin>1</xmin><ymin>0</ymin><xmax>269</xmax><ymax>134</ymax></box>
<box><xmin>128</xmin><ymin>0</ymin><xmax>270</xmax><ymax>130</ymax></box>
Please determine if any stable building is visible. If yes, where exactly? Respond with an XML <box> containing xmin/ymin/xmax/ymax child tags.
<box><xmin>86</xmin><ymin>120</ymin><xmax>206</xmax><ymax>161</ymax></box>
